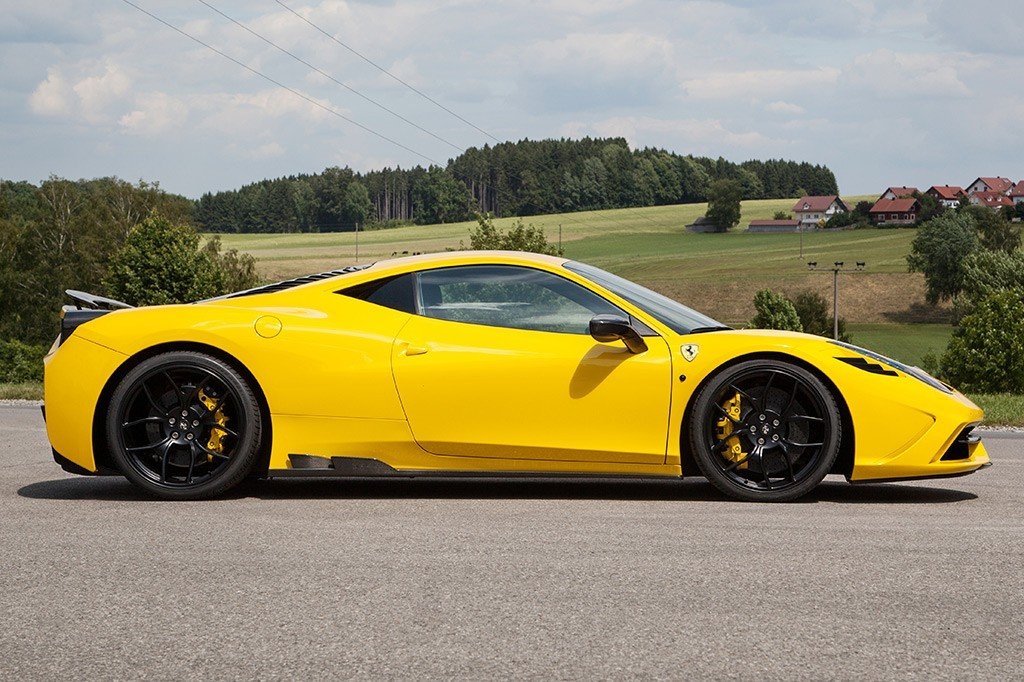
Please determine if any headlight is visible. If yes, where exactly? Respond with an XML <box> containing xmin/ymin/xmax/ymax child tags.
<box><xmin>829</xmin><ymin>340</ymin><xmax>953</xmax><ymax>394</ymax></box>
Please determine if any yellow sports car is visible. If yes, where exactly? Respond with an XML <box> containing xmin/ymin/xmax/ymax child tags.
<box><xmin>43</xmin><ymin>251</ymin><xmax>989</xmax><ymax>501</ymax></box>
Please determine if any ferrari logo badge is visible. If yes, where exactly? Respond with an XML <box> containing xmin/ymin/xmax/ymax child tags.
<box><xmin>681</xmin><ymin>344</ymin><xmax>699</xmax><ymax>362</ymax></box>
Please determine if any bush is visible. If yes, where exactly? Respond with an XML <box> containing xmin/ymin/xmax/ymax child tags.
<box><xmin>0</xmin><ymin>339</ymin><xmax>46</xmax><ymax>383</ymax></box>
<box><xmin>907</xmin><ymin>212</ymin><xmax>979</xmax><ymax>304</ymax></box>
<box><xmin>823</xmin><ymin>211</ymin><xmax>866</xmax><ymax>230</ymax></box>
<box><xmin>106</xmin><ymin>212</ymin><xmax>259</xmax><ymax>306</ymax></box>
<box><xmin>790</xmin><ymin>290</ymin><xmax>850</xmax><ymax>341</ymax></box>
<box><xmin>466</xmin><ymin>213</ymin><xmax>562</xmax><ymax>256</ymax></box>
<box><xmin>939</xmin><ymin>290</ymin><xmax>1024</xmax><ymax>393</ymax></box>
<box><xmin>749</xmin><ymin>289</ymin><xmax>802</xmax><ymax>332</ymax></box>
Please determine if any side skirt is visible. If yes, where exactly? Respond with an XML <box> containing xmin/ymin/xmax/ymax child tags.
<box><xmin>268</xmin><ymin>454</ymin><xmax>684</xmax><ymax>481</ymax></box>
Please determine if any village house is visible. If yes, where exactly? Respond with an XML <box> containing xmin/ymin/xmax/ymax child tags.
<box><xmin>791</xmin><ymin>195</ymin><xmax>849</xmax><ymax>227</ymax></box>
<box><xmin>925</xmin><ymin>185</ymin><xmax>965</xmax><ymax>208</ymax></box>
<box><xmin>1010</xmin><ymin>181</ymin><xmax>1024</xmax><ymax>205</ymax></box>
<box><xmin>878</xmin><ymin>186</ymin><xmax>919</xmax><ymax>200</ymax></box>
<box><xmin>869</xmin><ymin>197</ymin><xmax>920</xmax><ymax>226</ymax></box>
<box><xmin>969</xmin><ymin>190</ymin><xmax>1014</xmax><ymax>209</ymax></box>
<box><xmin>965</xmin><ymin>177</ymin><xmax>1013</xmax><ymax>195</ymax></box>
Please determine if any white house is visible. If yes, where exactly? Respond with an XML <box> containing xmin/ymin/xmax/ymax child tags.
<box><xmin>925</xmin><ymin>185</ymin><xmax>966</xmax><ymax>209</ymax></box>
<box><xmin>965</xmin><ymin>177</ymin><xmax>1013</xmax><ymax>195</ymax></box>
<box><xmin>791</xmin><ymin>195</ymin><xmax>849</xmax><ymax>227</ymax></box>
<box><xmin>1010</xmin><ymin>181</ymin><xmax>1024</xmax><ymax>205</ymax></box>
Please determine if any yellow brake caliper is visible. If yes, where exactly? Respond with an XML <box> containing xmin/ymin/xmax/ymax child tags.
<box><xmin>198</xmin><ymin>388</ymin><xmax>229</xmax><ymax>461</ymax></box>
<box><xmin>715</xmin><ymin>392</ymin><xmax>748</xmax><ymax>469</ymax></box>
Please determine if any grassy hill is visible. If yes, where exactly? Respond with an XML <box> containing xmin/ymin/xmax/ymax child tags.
<box><xmin>217</xmin><ymin>195</ymin><xmax>942</xmax><ymax>326</ymax></box>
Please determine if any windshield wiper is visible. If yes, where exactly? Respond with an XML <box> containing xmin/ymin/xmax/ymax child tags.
<box><xmin>687</xmin><ymin>325</ymin><xmax>732</xmax><ymax>334</ymax></box>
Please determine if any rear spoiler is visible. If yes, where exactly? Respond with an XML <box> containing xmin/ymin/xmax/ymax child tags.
<box><xmin>60</xmin><ymin>290</ymin><xmax>133</xmax><ymax>345</ymax></box>
<box><xmin>64</xmin><ymin>289</ymin><xmax>133</xmax><ymax>311</ymax></box>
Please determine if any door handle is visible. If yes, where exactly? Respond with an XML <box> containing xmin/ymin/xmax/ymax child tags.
<box><xmin>402</xmin><ymin>344</ymin><xmax>429</xmax><ymax>356</ymax></box>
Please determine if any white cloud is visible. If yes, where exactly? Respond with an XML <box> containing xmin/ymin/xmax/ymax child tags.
<box><xmin>566</xmin><ymin>116</ymin><xmax>775</xmax><ymax>152</ymax></box>
<box><xmin>71</xmin><ymin>62</ymin><xmax>131</xmax><ymax>123</ymax></box>
<box><xmin>197</xmin><ymin>88</ymin><xmax>336</xmax><ymax>137</ymax></box>
<box><xmin>28</xmin><ymin>61</ymin><xmax>132</xmax><ymax>123</ymax></box>
<box><xmin>765</xmin><ymin>101</ymin><xmax>805</xmax><ymax>115</ymax></box>
<box><xmin>244</xmin><ymin>141</ymin><xmax>286</xmax><ymax>159</ymax></box>
<box><xmin>28</xmin><ymin>67</ymin><xmax>72</xmax><ymax>116</ymax></box>
<box><xmin>928</xmin><ymin>0</ymin><xmax>1024</xmax><ymax>55</ymax></box>
<box><xmin>516</xmin><ymin>31</ymin><xmax>677</xmax><ymax>110</ymax></box>
<box><xmin>841</xmin><ymin>48</ymin><xmax>970</xmax><ymax>98</ymax></box>
<box><xmin>683</xmin><ymin>68</ymin><xmax>839</xmax><ymax>100</ymax></box>
<box><xmin>120</xmin><ymin>92</ymin><xmax>188</xmax><ymax>136</ymax></box>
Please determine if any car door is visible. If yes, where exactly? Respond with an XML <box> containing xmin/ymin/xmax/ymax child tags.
<box><xmin>391</xmin><ymin>264</ymin><xmax>673</xmax><ymax>463</ymax></box>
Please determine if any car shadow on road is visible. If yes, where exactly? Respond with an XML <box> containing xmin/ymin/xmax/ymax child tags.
<box><xmin>17</xmin><ymin>476</ymin><xmax>979</xmax><ymax>504</ymax></box>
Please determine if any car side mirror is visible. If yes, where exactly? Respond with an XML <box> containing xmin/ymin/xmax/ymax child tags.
<box><xmin>589</xmin><ymin>314</ymin><xmax>648</xmax><ymax>354</ymax></box>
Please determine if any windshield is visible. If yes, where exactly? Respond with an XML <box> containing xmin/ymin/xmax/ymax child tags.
<box><xmin>564</xmin><ymin>261</ymin><xmax>726</xmax><ymax>335</ymax></box>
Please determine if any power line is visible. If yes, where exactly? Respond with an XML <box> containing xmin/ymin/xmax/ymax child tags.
<box><xmin>196</xmin><ymin>0</ymin><xmax>463</xmax><ymax>154</ymax></box>
<box><xmin>118</xmin><ymin>0</ymin><xmax>442</xmax><ymax>166</ymax></box>
<box><xmin>273</xmin><ymin>0</ymin><xmax>500</xmax><ymax>144</ymax></box>
<box><xmin>122</xmin><ymin>1</ymin><xmax>675</xmax><ymax>236</ymax></box>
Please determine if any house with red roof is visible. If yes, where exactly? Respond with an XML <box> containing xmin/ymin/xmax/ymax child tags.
<box><xmin>925</xmin><ymin>185</ymin><xmax>965</xmax><ymax>209</ymax></box>
<box><xmin>791</xmin><ymin>195</ymin><xmax>849</xmax><ymax>227</ymax></box>
<box><xmin>1010</xmin><ymin>181</ymin><xmax>1024</xmax><ymax>205</ymax></box>
<box><xmin>969</xmin><ymin>190</ymin><xmax>1014</xmax><ymax>209</ymax></box>
<box><xmin>966</xmin><ymin>177</ymin><xmax>1013</xmax><ymax>195</ymax></box>
<box><xmin>879</xmin><ymin>186</ymin><xmax>919</xmax><ymax>201</ymax></box>
<box><xmin>869</xmin><ymin>197</ymin><xmax>920</xmax><ymax>226</ymax></box>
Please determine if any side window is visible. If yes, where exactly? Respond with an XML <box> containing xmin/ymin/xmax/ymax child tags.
<box><xmin>416</xmin><ymin>265</ymin><xmax>624</xmax><ymax>334</ymax></box>
<box><xmin>341</xmin><ymin>273</ymin><xmax>417</xmax><ymax>314</ymax></box>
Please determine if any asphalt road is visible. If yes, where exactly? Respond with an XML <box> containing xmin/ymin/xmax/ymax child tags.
<box><xmin>1</xmin><ymin>403</ymin><xmax>1021</xmax><ymax>680</ymax></box>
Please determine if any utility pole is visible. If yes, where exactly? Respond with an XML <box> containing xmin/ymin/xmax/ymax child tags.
<box><xmin>807</xmin><ymin>261</ymin><xmax>866</xmax><ymax>340</ymax></box>
<box><xmin>559</xmin><ymin>224</ymin><xmax>562</xmax><ymax>253</ymax></box>
<box><xmin>355</xmin><ymin>222</ymin><xmax>359</xmax><ymax>263</ymax></box>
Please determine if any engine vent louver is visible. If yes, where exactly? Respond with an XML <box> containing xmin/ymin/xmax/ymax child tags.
<box><xmin>223</xmin><ymin>264</ymin><xmax>373</xmax><ymax>299</ymax></box>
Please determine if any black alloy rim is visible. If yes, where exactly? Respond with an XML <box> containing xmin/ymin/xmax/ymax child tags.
<box><xmin>704</xmin><ymin>368</ymin><xmax>831</xmax><ymax>493</ymax></box>
<box><xmin>116</xmin><ymin>365</ymin><xmax>244</xmax><ymax>488</ymax></box>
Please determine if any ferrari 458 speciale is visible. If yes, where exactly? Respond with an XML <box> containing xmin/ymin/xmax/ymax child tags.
<box><xmin>43</xmin><ymin>251</ymin><xmax>989</xmax><ymax>501</ymax></box>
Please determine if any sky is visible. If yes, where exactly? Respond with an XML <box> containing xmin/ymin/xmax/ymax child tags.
<box><xmin>1</xmin><ymin>0</ymin><xmax>1022</xmax><ymax>198</ymax></box>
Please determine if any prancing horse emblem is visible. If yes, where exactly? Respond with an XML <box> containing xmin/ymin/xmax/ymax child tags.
<box><xmin>681</xmin><ymin>344</ymin><xmax>699</xmax><ymax>362</ymax></box>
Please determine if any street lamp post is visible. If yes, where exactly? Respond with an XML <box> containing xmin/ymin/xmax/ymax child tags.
<box><xmin>807</xmin><ymin>260</ymin><xmax>866</xmax><ymax>340</ymax></box>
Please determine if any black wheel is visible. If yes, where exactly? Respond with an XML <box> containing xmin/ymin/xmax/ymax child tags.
<box><xmin>106</xmin><ymin>351</ymin><xmax>262</xmax><ymax>500</ymax></box>
<box><xmin>688</xmin><ymin>359</ymin><xmax>841</xmax><ymax>502</ymax></box>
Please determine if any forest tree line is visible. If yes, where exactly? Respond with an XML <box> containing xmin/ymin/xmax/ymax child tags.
<box><xmin>0</xmin><ymin>177</ymin><xmax>245</xmax><ymax>350</ymax></box>
<box><xmin>194</xmin><ymin>137</ymin><xmax>839</xmax><ymax>233</ymax></box>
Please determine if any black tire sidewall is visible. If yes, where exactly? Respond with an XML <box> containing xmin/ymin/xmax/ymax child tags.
<box><xmin>688</xmin><ymin>359</ymin><xmax>841</xmax><ymax>502</ymax></box>
<box><xmin>106</xmin><ymin>351</ymin><xmax>262</xmax><ymax>500</ymax></box>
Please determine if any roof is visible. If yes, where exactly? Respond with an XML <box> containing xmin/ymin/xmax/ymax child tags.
<box><xmin>687</xmin><ymin>216</ymin><xmax>716</xmax><ymax>226</ymax></box>
<box><xmin>869</xmin><ymin>198</ymin><xmax>920</xmax><ymax>213</ymax></box>
<box><xmin>1010</xmin><ymin>181</ymin><xmax>1024</xmax><ymax>198</ymax></box>
<box><xmin>972</xmin><ymin>190</ymin><xmax>1014</xmax><ymax>208</ymax></box>
<box><xmin>748</xmin><ymin>219</ymin><xmax>800</xmax><ymax>226</ymax></box>
<box><xmin>969</xmin><ymin>177</ymin><xmax>1013</xmax><ymax>193</ymax></box>
<box><xmin>927</xmin><ymin>185</ymin><xmax>965</xmax><ymax>200</ymax></box>
<box><xmin>792</xmin><ymin>195</ymin><xmax>846</xmax><ymax>212</ymax></box>
<box><xmin>881</xmin><ymin>186</ymin><xmax>919</xmax><ymax>198</ymax></box>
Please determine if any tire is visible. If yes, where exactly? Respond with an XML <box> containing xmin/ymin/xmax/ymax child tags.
<box><xmin>688</xmin><ymin>359</ymin><xmax>841</xmax><ymax>502</ymax></box>
<box><xmin>106</xmin><ymin>351</ymin><xmax>262</xmax><ymax>500</ymax></box>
